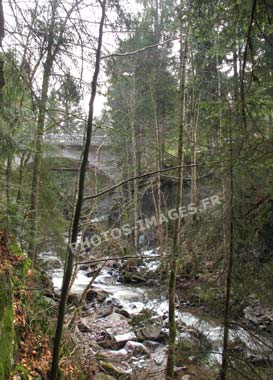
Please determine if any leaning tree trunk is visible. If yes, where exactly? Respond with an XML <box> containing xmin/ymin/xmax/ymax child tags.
<box><xmin>50</xmin><ymin>2</ymin><xmax>106</xmax><ymax>379</ymax></box>
<box><xmin>166</xmin><ymin>6</ymin><xmax>188</xmax><ymax>379</ymax></box>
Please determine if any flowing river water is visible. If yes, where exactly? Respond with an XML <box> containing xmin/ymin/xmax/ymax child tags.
<box><xmin>40</xmin><ymin>250</ymin><xmax>273</xmax><ymax>377</ymax></box>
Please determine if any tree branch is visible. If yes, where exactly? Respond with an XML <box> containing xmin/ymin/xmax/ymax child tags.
<box><xmin>101</xmin><ymin>37</ymin><xmax>179</xmax><ymax>59</ymax></box>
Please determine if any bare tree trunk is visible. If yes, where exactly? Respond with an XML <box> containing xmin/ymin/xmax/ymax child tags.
<box><xmin>150</xmin><ymin>82</ymin><xmax>164</xmax><ymax>255</ymax></box>
<box><xmin>131</xmin><ymin>122</ymin><xmax>139</xmax><ymax>251</ymax></box>
<box><xmin>28</xmin><ymin>0</ymin><xmax>58</xmax><ymax>262</ymax></box>
<box><xmin>220</xmin><ymin>45</ymin><xmax>238</xmax><ymax>380</ymax></box>
<box><xmin>130</xmin><ymin>78</ymin><xmax>140</xmax><ymax>252</ymax></box>
<box><xmin>166</xmin><ymin>6</ymin><xmax>188</xmax><ymax>379</ymax></box>
<box><xmin>50</xmin><ymin>2</ymin><xmax>106</xmax><ymax>378</ymax></box>
<box><xmin>6</xmin><ymin>157</ymin><xmax>11</xmax><ymax>211</ymax></box>
<box><xmin>29</xmin><ymin>0</ymin><xmax>79</xmax><ymax>262</ymax></box>
<box><xmin>189</xmin><ymin>46</ymin><xmax>198</xmax><ymax>212</ymax></box>
<box><xmin>17</xmin><ymin>153</ymin><xmax>25</xmax><ymax>204</ymax></box>
<box><xmin>0</xmin><ymin>0</ymin><xmax>4</xmax><ymax>96</ymax></box>
<box><xmin>17</xmin><ymin>152</ymin><xmax>30</xmax><ymax>204</ymax></box>
<box><xmin>220</xmin><ymin>118</ymin><xmax>234</xmax><ymax>380</ymax></box>
<box><xmin>189</xmin><ymin>49</ymin><xmax>199</xmax><ymax>271</ymax></box>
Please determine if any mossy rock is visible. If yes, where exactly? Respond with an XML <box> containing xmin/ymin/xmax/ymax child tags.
<box><xmin>100</xmin><ymin>361</ymin><xmax>131</xmax><ymax>380</ymax></box>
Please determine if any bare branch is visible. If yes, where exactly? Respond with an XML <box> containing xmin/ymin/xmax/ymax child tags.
<box><xmin>101</xmin><ymin>37</ymin><xmax>179</xmax><ymax>59</ymax></box>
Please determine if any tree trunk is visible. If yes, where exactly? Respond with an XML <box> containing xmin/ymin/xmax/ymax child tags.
<box><xmin>17</xmin><ymin>152</ymin><xmax>30</xmax><ymax>204</ymax></box>
<box><xmin>28</xmin><ymin>0</ymin><xmax>58</xmax><ymax>262</ymax></box>
<box><xmin>6</xmin><ymin>157</ymin><xmax>11</xmax><ymax>212</ymax></box>
<box><xmin>50</xmin><ymin>2</ymin><xmax>106</xmax><ymax>379</ymax></box>
<box><xmin>150</xmin><ymin>81</ymin><xmax>164</xmax><ymax>255</ymax></box>
<box><xmin>220</xmin><ymin>47</ymin><xmax>237</xmax><ymax>380</ymax></box>
<box><xmin>130</xmin><ymin>77</ymin><xmax>140</xmax><ymax>252</ymax></box>
<box><xmin>190</xmin><ymin>46</ymin><xmax>198</xmax><ymax>212</ymax></box>
<box><xmin>220</xmin><ymin>118</ymin><xmax>234</xmax><ymax>380</ymax></box>
<box><xmin>0</xmin><ymin>0</ymin><xmax>5</xmax><ymax>97</ymax></box>
<box><xmin>166</xmin><ymin>6</ymin><xmax>188</xmax><ymax>379</ymax></box>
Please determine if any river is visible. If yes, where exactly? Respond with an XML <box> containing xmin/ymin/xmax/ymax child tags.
<box><xmin>40</xmin><ymin>249</ymin><xmax>273</xmax><ymax>379</ymax></box>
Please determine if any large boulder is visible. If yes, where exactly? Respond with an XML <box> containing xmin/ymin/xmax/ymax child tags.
<box><xmin>136</xmin><ymin>324</ymin><xmax>162</xmax><ymax>340</ymax></box>
<box><xmin>134</xmin><ymin>314</ymin><xmax>163</xmax><ymax>341</ymax></box>
<box><xmin>84</xmin><ymin>313</ymin><xmax>136</xmax><ymax>349</ymax></box>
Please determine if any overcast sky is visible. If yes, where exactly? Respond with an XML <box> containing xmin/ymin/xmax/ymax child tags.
<box><xmin>2</xmin><ymin>0</ymin><xmax>143</xmax><ymax>118</ymax></box>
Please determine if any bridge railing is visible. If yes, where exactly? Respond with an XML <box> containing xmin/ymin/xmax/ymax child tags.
<box><xmin>44</xmin><ymin>133</ymin><xmax>111</xmax><ymax>146</ymax></box>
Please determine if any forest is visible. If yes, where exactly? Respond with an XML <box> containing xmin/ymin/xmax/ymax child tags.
<box><xmin>0</xmin><ymin>0</ymin><xmax>273</xmax><ymax>379</ymax></box>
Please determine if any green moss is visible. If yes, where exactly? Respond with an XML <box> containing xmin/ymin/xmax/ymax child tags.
<box><xmin>11</xmin><ymin>365</ymin><xmax>29</xmax><ymax>380</ymax></box>
<box><xmin>0</xmin><ymin>239</ymin><xmax>30</xmax><ymax>380</ymax></box>
<box><xmin>0</xmin><ymin>272</ymin><xmax>14</xmax><ymax>380</ymax></box>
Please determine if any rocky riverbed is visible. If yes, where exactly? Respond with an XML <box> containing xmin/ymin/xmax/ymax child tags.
<box><xmin>40</xmin><ymin>250</ymin><xmax>273</xmax><ymax>380</ymax></box>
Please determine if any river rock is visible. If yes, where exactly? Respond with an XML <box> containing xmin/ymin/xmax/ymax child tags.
<box><xmin>159</xmin><ymin>327</ymin><xmax>169</xmax><ymax>342</ymax></box>
<box><xmin>243</xmin><ymin>305</ymin><xmax>273</xmax><ymax>331</ymax></box>
<box><xmin>87</xmin><ymin>312</ymin><xmax>134</xmax><ymax>349</ymax></box>
<box><xmin>115</xmin><ymin>332</ymin><xmax>137</xmax><ymax>345</ymax></box>
<box><xmin>97</xmin><ymin>331</ymin><xmax>117</xmax><ymax>349</ymax></box>
<box><xmin>42</xmin><ymin>275</ymin><xmax>60</xmax><ymax>300</ymax></box>
<box><xmin>136</xmin><ymin>324</ymin><xmax>162</xmax><ymax>341</ymax></box>
<box><xmin>67</xmin><ymin>293</ymin><xmax>80</xmax><ymax>307</ymax></box>
<box><xmin>86</xmin><ymin>270</ymin><xmax>97</xmax><ymax>278</ymax></box>
<box><xmin>135</xmin><ymin>310</ymin><xmax>163</xmax><ymax>341</ymax></box>
<box><xmin>177</xmin><ymin>326</ymin><xmax>212</xmax><ymax>353</ymax></box>
<box><xmin>79</xmin><ymin>264</ymin><xmax>90</xmax><ymax>271</ymax></box>
<box><xmin>109</xmin><ymin>297</ymin><xmax>122</xmax><ymax>308</ymax></box>
<box><xmin>86</xmin><ymin>288</ymin><xmax>108</xmax><ymax>303</ymax></box>
<box><xmin>102</xmin><ymin>312</ymin><xmax>131</xmax><ymax>333</ymax></box>
<box><xmin>143</xmin><ymin>340</ymin><xmax>161</xmax><ymax>352</ymax></box>
<box><xmin>124</xmin><ymin>341</ymin><xmax>151</xmax><ymax>358</ymax></box>
<box><xmin>124</xmin><ymin>272</ymin><xmax>146</xmax><ymax>284</ymax></box>
<box><xmin>115</xmin><ymin>308</ymin><xmax>130</xmax><ymax>318</ymax></box>
<box><xmin>96</xmin><ymin>348</ymin><xmax>129</xmax><ymax>362</ymax></box>
<box><xmin>99</xmin><ymin>361</ymin><xmax>132</xmax><ymax>379</ymax></box>
<box><xmin>97</xmin><ymin>301</ymin><xmax>114</xmax><ymax>318</ymax></box>
<box><xmin>77</xmin><ymin>320</ymin><xmax>91</xmax><ymax>333</ymax></box>
<box><xmin>243</xmin><ymin>306</ymin><xmax>259</xmax><ymax>325</ymax></box>
<box><xmin>174</xmin><ymin>366</ymin><xmax>188</xmax><ymax>377</ymax></box>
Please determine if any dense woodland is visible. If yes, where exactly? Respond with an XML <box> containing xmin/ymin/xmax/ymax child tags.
<box><xmin>0</xmin><ymin>0</ymin><xmax>273</xmax><ymax>379</ymax></box>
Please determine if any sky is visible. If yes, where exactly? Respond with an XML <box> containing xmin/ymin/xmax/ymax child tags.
<box><xmin>2</xmin><ymin>0</ymin><xmax>143</xmax><ymax>118</ymax></box>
